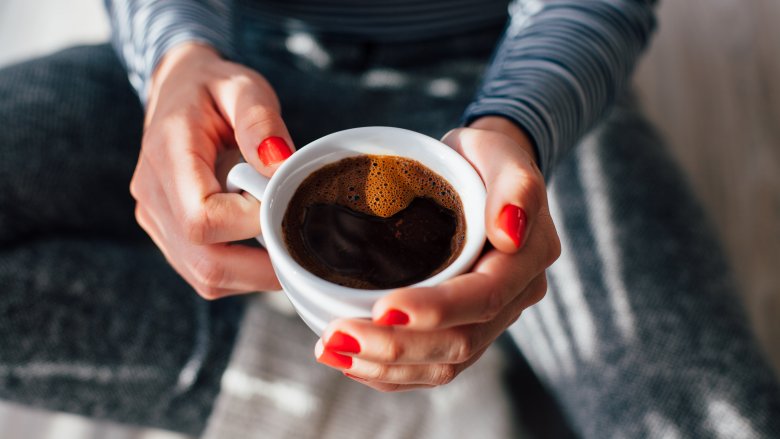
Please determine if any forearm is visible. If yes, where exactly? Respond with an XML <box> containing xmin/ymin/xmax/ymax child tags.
<box><xmin>463</xmin><ymin>0</ymin><xmax>658</xmax><ymax>179</ymax></box>
<box><xmin>104</xmin><ymin>0</ymin><xmax>233</xmax><ymax>104</ymax></box>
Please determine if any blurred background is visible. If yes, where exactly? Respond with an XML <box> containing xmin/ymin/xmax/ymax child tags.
<box><xmin>1</xmin><ymin>0</ymin><xmax>778</xmax><ymax>437</ymax></box>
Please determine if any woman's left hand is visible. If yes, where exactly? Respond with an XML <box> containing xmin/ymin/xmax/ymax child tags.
<box><xmin>314</xmin><ymin>117</ymin><xmax>561</xmax><ymax>391</ymax></box>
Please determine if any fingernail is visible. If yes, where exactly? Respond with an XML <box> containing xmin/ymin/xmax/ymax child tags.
<box><xmin>325</xmin><ymin>331</ymin><xmax>361</xmax><ymax>354</ymax></box>
<box><xmin>317</xmin><ymin>349</ymin><xmax>353</xmax><ymax>369</ymax></box>
<box><xmin>257</xmin><ymin>136</ymin><xmax>292</xmax><ymax>166</ymax></box>
<box><xmin>375</xmin><ymin>309</ymin><xmax>409</xmax><ymax>326</ymax></box>
<box><xmin>498</xmin><ymin>204</ymin><xmax>527</xmax><ymax>248</ymax></box>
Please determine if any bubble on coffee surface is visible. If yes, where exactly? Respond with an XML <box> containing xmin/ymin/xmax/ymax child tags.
<box><xmin>290</xmin><ymin>155</ymin><xmax>461</xmax><ymax>218</ymax></box>
<box><xmin>282</xmin><ymin>154</ymin><xmax>467</xmax><ymax>289</ymax></box>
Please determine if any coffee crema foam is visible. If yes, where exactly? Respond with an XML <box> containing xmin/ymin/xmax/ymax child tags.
<box><xmin>283</xmin><ymin>154</ymin><xmax>466</xmax><ymax>289</ymax></box>
<box><xmin>290</xmin><ymin>155</ymin><xmax>462</xmax><ymax>218</ymax></box>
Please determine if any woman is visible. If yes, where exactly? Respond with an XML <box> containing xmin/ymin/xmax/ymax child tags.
<box><xmin>1</xmin><ymin>0</ymin><xmax>778</xmax><ymax>437</ymax></box>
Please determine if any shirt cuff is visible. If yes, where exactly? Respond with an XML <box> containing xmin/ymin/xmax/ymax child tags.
<box><xmin>117</xmin><ymin>1</ymin><xmax>233</xmax><ymax>104</ymax></box>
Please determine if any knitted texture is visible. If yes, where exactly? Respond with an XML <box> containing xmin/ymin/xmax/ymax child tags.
<box><xmin>1</xmin><ymin>33</ymin><xmax>779</xmax><ymax>438</ymax></box>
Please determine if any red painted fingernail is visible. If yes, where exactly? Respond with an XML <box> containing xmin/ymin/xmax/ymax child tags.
<box><xmin>498</xmin><ymin>204</ymin><xmax>527</xmax><ymax>248</ymax></box>
<box><xmin>325</xmin><ymin>331</ymin><xmax>361</xmax><ymax>354</ymax></box>
<box><xmin>317</xmin><ymin>349</ymin><xmax>352</xmax><ymax>369</ymax></box>
<box><xmin>257</xmin><ymin>136</ymin><xmax>292</xmax><ymax>166</ymax></box>
<box><xmin>375</xmin><ymin>309</ymin><xmax>409</xmax><ymax>326</ymax></box>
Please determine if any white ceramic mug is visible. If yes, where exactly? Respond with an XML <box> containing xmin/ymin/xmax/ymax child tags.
<box><xmin>226</xmin><ymin>126</ymin><xmax>486</xmax><ymax>335</ymax></box>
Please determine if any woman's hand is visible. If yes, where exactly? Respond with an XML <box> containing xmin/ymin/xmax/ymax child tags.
<box><xmin>314</xmin><ymin>116</ymin><xmax>561</xmax><ymax>391</ymax></box>
<box><xmin>131</xmin><ymin>43</ymin><xmax>295</xmax><ymax>299</ymax></box>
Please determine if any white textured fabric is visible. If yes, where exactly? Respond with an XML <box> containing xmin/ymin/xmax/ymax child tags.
<box><xmin>202</xmin><ymin>296</ymin><xmax>521</xmax><ymax>439</ymax></box>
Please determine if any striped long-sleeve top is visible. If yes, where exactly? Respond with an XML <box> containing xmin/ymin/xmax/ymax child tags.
<box><xmin>104</xmin><ymin>0</ymin><xmax>657</xmax><ymax>178</ymax></box>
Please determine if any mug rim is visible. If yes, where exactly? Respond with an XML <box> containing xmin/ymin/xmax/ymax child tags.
<box><xmin>260</xmin><ymin>126</ymin><xmax>486</xmax><ymax>299</ymax></box>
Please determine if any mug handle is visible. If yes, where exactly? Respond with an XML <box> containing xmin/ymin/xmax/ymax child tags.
<box><xmin>226</xmin><ymin>162</ymin><xmax>269</xmax><ymax>246</ymax></box>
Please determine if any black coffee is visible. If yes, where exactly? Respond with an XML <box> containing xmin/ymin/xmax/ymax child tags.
<box><xmin>282</xmin><ymin>155</ymin><xmax>466</xmax><ymax>289</ymax></box>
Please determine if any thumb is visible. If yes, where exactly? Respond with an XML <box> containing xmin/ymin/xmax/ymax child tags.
<box><xmin>442</xmin><ymin>127</ymin><xmax>545</xmax><ymax>254</ymax></box>
<box><xmin>209</xmin><ymin>71</ymin><xmax>295</xmax><ymax>178</ymax></box>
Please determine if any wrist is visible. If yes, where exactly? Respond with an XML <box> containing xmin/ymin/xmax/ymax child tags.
<box><xmin>149</xmin><ymin>42</ymin><xmax>221</xmax><ymax>96</ymax></box>
<box><xmin>468</xmin><ymin>116</ymin><xmax>539</xmax><ymax>165</ymax></box>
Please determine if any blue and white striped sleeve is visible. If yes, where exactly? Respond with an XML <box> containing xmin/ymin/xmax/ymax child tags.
<box><xmin>104</xmin><ymin>0</ymin><xmax>233</xmax><ymax>103</ymax></box>
<box><xmin>462</xmin><ymin>0</ymin><xmax>657</xmax><ymax>179</ymax></box>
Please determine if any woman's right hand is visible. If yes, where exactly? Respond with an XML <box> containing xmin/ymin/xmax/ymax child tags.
<box><xmin>131</xmin><ymin>43</ymin><xmax>294</xmax><ymax>299</ymax></box>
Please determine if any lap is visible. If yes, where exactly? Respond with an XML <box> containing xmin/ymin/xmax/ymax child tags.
<box><xmin>0</xmin><ymin>237</ymin><xmax>243</xmax><ymax>435</ymax></box>
<box><xmin>236</xmin><ymin>31</ymin><xmax>780</xmax><ymax>437</ymax></box>
<box><xmin>4</xmin><ymin>40</ymin><xmax>778</xmax><ymax>438</ymax></box>
<box><xmin>0</xmin><ymin>44</ymin><xmax>144</xmax><ymax>244</ymax></box>
<box><xmin>0</xmin><ymin>45</ymin><xmax>242</xmax><ymax>435</ymax></box>
<box><xmin>509</xmin><ymin>96</ymin><xmax>780</xmax><ymax>437</ymax></box>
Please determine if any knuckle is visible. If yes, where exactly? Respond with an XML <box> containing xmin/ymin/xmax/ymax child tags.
<box><xmin>237</xmin><ymin>106</ymin><xmax>281</xmax><ymax>136</ymax></box>
<box><xmin>195</xmin><ymin>285</ymin><xmax>222</xmax><ymax>301</ymax></box>
<box><xmin>129</xmin><ymin>177</ymin><xmax>141</xmax><ymax>201</ymax></box>
<box><xmin>529</xmin><ymin>276</ymin><xmax>548</xmax><ymax>306</ymax></box>
<box><xmin>183</xmin><ymin>207</ymin><xmax>211</xmax><ymax>244</ymax></box>
<box><xmin>133</xmin><ymin>205</ymin><xmax>145</xmax><ymax>227</ymax></box>
<box><xmin>191</xmin><ymin>256</ymin><xmax>226</xmax><ymax>289</ymax></box>
<box><xmin>370</xmin><ymin>364</ymin><xmax>391</xmax><ymax>382</ymax></box>
<box><xmin>546</xmin><ymin>233</ymin><xmax>562</xmax><ymax>266</ymax></box>
<box><xmin>139</xmin><ymin>131</ymin><xmax>158</xmax><ymax>154</ymax></box>
<box><xmin>507</xmin><ymin>310</ymin><xmax>523</xmax><ymax>327</ymax></box>
<box><xmin>432</xmin><ymin>364</ymin><xmax>458</xmax><ymax>386</ymax></box>
<box><xmin>383</xmin><ymin>338</ymin><xmax>404</xmax><ymax>363</ymax></box>
<box><xmin>424</xmin><ymin>305</ymin><xmax>446</xmax><ymax>329</ymax></box>
<box><xmin>538</xmin><ymin>276</ymin><xmax>549</xmax><ymax>294</ymax></box>
<box><xmin>480</xmin><ymin>284</ymin><xmax>504</xmax><ymax>322</ymax></box>
<box><xmin>450</xmin><ymin>329</ymin><xmax>476</xmax><ymax>363</ymax></box>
